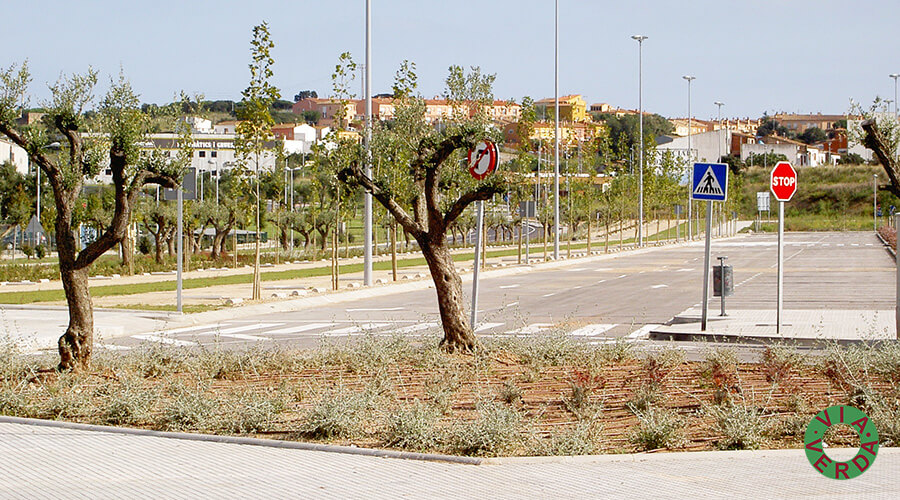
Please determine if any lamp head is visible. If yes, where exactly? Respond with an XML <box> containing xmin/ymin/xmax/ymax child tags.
<box><xmin>631</xmin><ymin>35</ymin><xmax>648</xmax><ymax>42</ymax></box>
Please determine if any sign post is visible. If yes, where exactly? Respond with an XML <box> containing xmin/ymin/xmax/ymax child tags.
<box><xmin>770</xmin><ymin>161</ymin><xmax>798</xmax><ymax>334</ymax></box>
<box><xmin>692</xmin><ymin>162</ymin><xmax>729</xmax><ymax>331</ymax></box>
<box><xmin>468</xmin><ymin>140</ymin><xmax>499</xmax><ymax>330</ymax></box>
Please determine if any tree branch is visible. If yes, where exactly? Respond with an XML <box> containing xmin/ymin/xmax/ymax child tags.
<box><xmin>861</xmin><ymin>119</ymin><xmax>900</xmax><ymax>198</ymax></box>
<box><xmin>340</xmin><ymin>163</ymin><xmax>424</xmax><ymax>238</ymax></box>
<box><xmin>444</xmin><ymin>182</ymin><xmax>505</xmax><ymax>228</ymax></box>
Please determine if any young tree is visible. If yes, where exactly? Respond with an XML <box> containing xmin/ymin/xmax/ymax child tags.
<box><xmin>853</xmin><ymin>99</ymin><xmax>900</xmax><ymax>197</ymax></box>
<box><xmin>340</xmin><ymin>64</ymin><xmax>505</xmax><ymax>351</ymax></box>
<box><xmin>0</xmin><ymin>64</ymin><xmax>180</xmax><ymax>369</ymax></box>
<box><xmin>235</xmin><ymin>22</ymin><xmax>280</xmax><ymax>300</ymax></box>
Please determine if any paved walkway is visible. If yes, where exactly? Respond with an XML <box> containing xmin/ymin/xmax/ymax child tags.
<box><xmin>651</xmin><ymin>308</ymin><xmax>897</xmax><ymax>344</ymax></box>
<box><xmin>0</xmin><ymin>418</ymin><xmax>895</xmax><ymax>499</ymax></box>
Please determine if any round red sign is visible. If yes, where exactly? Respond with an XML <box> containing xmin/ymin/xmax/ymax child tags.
<box><xmin>467</xmin><ymin>140</ymin><xmax>498</xmax><ymax>180</ymax></box>
<box><xmin>771</xmin><ymin>161</ymin><xmax>797</xmax><ymax>201</ymax></box>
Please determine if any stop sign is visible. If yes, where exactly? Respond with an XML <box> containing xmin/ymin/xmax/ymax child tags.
<box><xmin>770</xmin><ymin>161</ymin><xmax>797</xmax><ymax>201</ymax></box>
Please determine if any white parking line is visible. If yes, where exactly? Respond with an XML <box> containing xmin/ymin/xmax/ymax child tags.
<box><xmin>542</xmin><ymin>293</ymin><xmax>557</xmax><ymax>297</ymax></box>
<box><xmin>499</xmin><ymin>284</ymin><xmax>520</xmax><ymax>289</ymax></box>
<box><xmin>651</xmin><ymin>284</ymin><xmax>668</xmax><ymax>289</ymax></box>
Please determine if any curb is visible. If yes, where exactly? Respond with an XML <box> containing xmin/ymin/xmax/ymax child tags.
<box><xmin>0</xmin><ymin>415</ymin><xmax>483</xmax><ymax>466</ymax></box>
<box><xmin>875</xmin><ymin>229</ymin><xmax>896</xmax><ymax>258</ymax></box>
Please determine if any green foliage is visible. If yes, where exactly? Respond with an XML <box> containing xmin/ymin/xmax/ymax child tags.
<box><xmin>450</xmin><ymin>401</ymin><xmax>523</xmax><ymax>456</ymax></box>
<box><xmin>629</xmin><ymin>406</ymin><xmax>684</xmax><ymax>451</ymax></box>
<box><xmin>798</xmin><ymin>127</ymin><xmax>827</xmax><ymax>145</ymax></box>
<box><xmin>385</xmin><ymin>401</ymin><xmax>441</xmax><ymax>450</ymax></box>
<box><xmin>595</xmin><ymin>112</ymin><xmax>673</xmax><ymax>158</ymax></box>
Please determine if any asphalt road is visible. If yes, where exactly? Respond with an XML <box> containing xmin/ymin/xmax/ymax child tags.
<box><xmin>101</xmin><ymin>231</ymin><xmax>894</xmax><ymax>350</ymax></box>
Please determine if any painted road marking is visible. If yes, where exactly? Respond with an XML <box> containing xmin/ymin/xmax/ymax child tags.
<box><xmin>390</xmin><ymin>323</ymin><xmax>439</xmax><ymax>334</ymax></box>
<box><xmin>676</xmin><ymin>268</ymin><xmax>694</xmax><ymax>272</ymax></box>
<box><xmin>542</xmin><ymin>293</ymin><xmax>557</xmax><ymax>297</ymax></box>
<box><xmin>346</xmin><ymin>307</ymin><xmax>404</xmax><ymax>312</ymax></box>
<box><xmin>596</xmin><ymin>279</ymin><xmax>607</xmax><ymax>284</ymax></box>
<box><xmin>131</xmin><ymin>334</ymin><xmax>198</xmax><ymax>346</ymax></box>
<box><xmin>265</xmin><ymin>323</ymin><xmax>336</xmax><ymax>335</ymax></box>
<box><xmin>217</xmin><ymin>333</ymin><xmax>271</xmax><ymax>341</ymax></box>
<box><xmin>651</xmin><ymin>284</ymin><xmax>668</xmax><ymax>289</ymax></box>
<box><xmin>475</xmin><ymin>322</ymin><xmax>505</xmax><ymax>332</ymax></box>
<box><xmin>618</xmin><ymin>274</ymin><xmax>628</xmax><ymax>279</ymax></box>
<box><xmin>200</xmin><ymin>323</ymin><xmax>282</xmax><ymax>335</ymax></box>
<box><xmin>628</xmin><ymin>324</ymin><xmax>661</xmax><ymax>339</ymax></box>
<box><xmin>566</xmin><ymin>268</ymin><xmax>588</xmax><ymax>272</ymax></box>
<box><xmin>568</xmin><ymin>324</ymin><xmax>617</xmax><ymax>336</ymax></box>
<box><xmin>322</xmin><ymin>323</ymin><xmax>391</xmax><ymax>336</ymax></box>
<box><xmin>505</xmin><ymin>323</ymin><xmax>553</xmax><ymax>335</ymax></box>
<box><xmin>499</xmin><ymin>284</ymin><xmax>520</xmax><ymax>289</ymax></box>
<box><xmin>503</xmin><ymin>302</ymin><xmax>520</xmax><ymax>308</ymax></box>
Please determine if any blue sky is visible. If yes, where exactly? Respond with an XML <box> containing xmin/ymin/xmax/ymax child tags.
<box><xmin>5</xmin><ymin>1</ymin><xmax>899</xmax><ymax>119</ymax></box>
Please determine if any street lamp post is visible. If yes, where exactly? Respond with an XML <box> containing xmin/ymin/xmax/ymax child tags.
<box><xmin>891</xmin><ymin>74</ymin><xmax>900</xmax><ymax>117</ymax></box>
<box><xmin>633</xmin><ymin>34</ymin><xmax>648</xmax><ymax>247</ymax></box>
<box><xmin>683</xmin><ymin>75</ymin><xmax>695</xmax><ymax>240</ymax></box>
<box><xmin>714</xmin><ymin>101</ymin><xmax>724</xmax><ymax>161</ymax></box>
<box><xmin>363</xmin><ymin>0</ymin><xmax>373</xmax><ymax>286</ymax></box>
<box><xmin>553</xmin><ymin>0</ymin><xmax>560</xmax><ymax>260</ymax></box>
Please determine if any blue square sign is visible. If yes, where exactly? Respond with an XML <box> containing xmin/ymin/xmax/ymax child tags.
<box><xmin>691</xmin><ymin>163</ymin><xmax>728</xmax><ymax>202</ymax></box>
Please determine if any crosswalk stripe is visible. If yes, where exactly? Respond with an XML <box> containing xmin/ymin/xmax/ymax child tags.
<box><xmin>568</xmin><ymin>324</ymin><xmax>617</xmax><ymax>336</ymax></box>
<box><xmin>475</xmin><ymin>322</ymin><xmax>505</xmax><ymax>332</ymax></box>
<box><xmin>322</xmin><ymin>322</ymin><xmax>390</xmax><ymax>336</ymax></box>
<box><xmin>131</xmin><ymin>334</ymin><xmax>198</xmax><ymax>346</ymax></box>
<box><xmin>391</xmin><ymin>323</ymin><xmax>439</xmax><ymax>334</ymax></box>
<box><xmin>504</xmin><ymin>323</ymin><xmax>552</xmax><ymax>335</ymax></box>
<box><xmin>217</xmin><ymin>334</ymin><xmax>271</xmax><ymax>341</ymax></box>
<box><xmin>265</xmin><ymin>323</ymin><xmax>336</xmax><ymax>335</ymax></box>
<box><xmin>209</xmin><ymin>323</ymin><xmax>282</xmax><ymax>335</ymax></box>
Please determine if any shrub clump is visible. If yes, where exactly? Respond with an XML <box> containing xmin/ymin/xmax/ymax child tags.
<box><xmin>450</xmin><ymin>401</ymin><xmax>523</xmax><ymax>456</ymax></box>
<box><xmin>629</xmin><ymin>406</ymin><xmax>684</xmax><ymax>451</ymax></box>
<box><xmin>385</xmin><ymin>401</ymin><xmax>441</xmax><ymax>451</ymax></box>
<box><xmin>703</xmin><ymin>403</ymin><xmax>768</xmax><ymax>450</ymax></box>
<box><xmin>302</xmin><ymin>390</ymin><xmax>372</xmax><ymax>439</ymax></box>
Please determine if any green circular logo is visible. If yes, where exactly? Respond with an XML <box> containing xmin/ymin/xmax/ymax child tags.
<box><xmin>805</xmin><ymin>405</ymin><xmax>879</xmax><ymax>480</ymax></box>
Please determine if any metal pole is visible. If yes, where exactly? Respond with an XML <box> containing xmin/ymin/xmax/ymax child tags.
<box><xmin>896</xmin><ymin>214</ymin><xmax>900</xmax><ymax>339</ymax></box>
<box><xmin>892</xmin><ymin>74</ymin><xmax>900</xmax><ymax>118</ymax></box>
<box><xmin>176</xmin><ymin>181</ymin><xmax>183</xmax><ymax>314</ymax></box>
<box><xmin>874</xmin><ymin>174</ymin><xmax>878</xmax><ymax>232</ymax></box>
<box><xmin>553</xmin><ymin>0</ymin><xmax>560</xmax><ymax>260</ymax></box>
<box><xmin>290</xmin><ymin>167</ymin><xmax>295</xmax><ymax>253</ymax></box>
<box><xmin>777</xmin><ymin>200</ymin><xmax>784</xmax><ymax>334</ymax></box>
<box><xmin>701</xmin><ymin>201</ymin><xmax>712</xmax><ymax>331</ymax></box>
<box><xmin>36</xmin><ymin>165</ymin><xmax>40</xmax><ymax>246</ymax></box>
<box><xmin>715</xmin><ymin>101</ymin><xmax>724</xmax><ymax>161</ymax></box>
<box><xmin>633</xmin><ymin>35</ymin><xmax>647</xmax><ymax>246</ymax></box>
<box><xmin>684</xmin><ymin>76</ymin><xmax>695</xmax><ymax>241</ymax></box>
<box><xmin>718</xmin><ymin>255</ymin><xmax>728</xmax><ymax>316</ymax></box>
<box><xmin>363</xmin><ymin>0</ymin><xmax>373</xmax><ymax>286</ymax></box>
<box><xmin>471</xmin><ymin>200</ymin><xmax>484</xmax><ymax>329</ymax></box>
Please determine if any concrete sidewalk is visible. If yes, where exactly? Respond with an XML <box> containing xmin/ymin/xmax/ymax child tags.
<box><xmin>651</xmin><ymin>308</ymin><xmax>897</xmax><ymax>345</ymax></box>
<box><xmin>0</xmin><ymin>417</ymin><xmax>895</xmax><ymax>499</ymax></box>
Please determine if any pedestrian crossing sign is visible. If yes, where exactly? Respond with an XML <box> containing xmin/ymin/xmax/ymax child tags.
<box><xmin>691</xmin><ymin>162</ymin><xmax>728</xmax><ymax>201</ymax></box>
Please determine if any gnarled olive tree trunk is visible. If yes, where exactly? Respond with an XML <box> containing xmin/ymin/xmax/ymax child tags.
<box><xmin>419</xmin><ymin>235</ymin><xmax>475</xmax><ymax>350</ymax></box>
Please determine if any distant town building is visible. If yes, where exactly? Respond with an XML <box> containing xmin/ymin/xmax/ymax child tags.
<box><xmin>536</xmin><ymin>95</ymin><xmax>589</xmax><ymax>122</ymax></box>
<box><xmin>0</xmin><ymin>135</ymin><xmax>29</xmax><ymax>174</ymax></box>
<box><xmin>773</xmin><ymin>113</ymin><xmax>846</xmax><ymax>133</ymax></box>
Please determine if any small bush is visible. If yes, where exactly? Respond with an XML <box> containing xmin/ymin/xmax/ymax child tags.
<box><xmin>34</xmin><ymin>244</ymin><xmax>46</xmax><ymax>259</ymax></box>
<box><xmin>217</xmin><ymin>390</ymin><xmax>284</xmax><ymax>434</ymax></box>
<box><xmin>102</xmin><ymin>379</ymin><xmax>155</xmax><ymax>425</ymax></box>
<box><xmin>385</xmin><ymin>401</ymin><xmax>441</xmax><ymax>451</ymax></box>
<box><xmin>20</xmin><ymin>244</ymin><xmax>34</xmax><ymax>259</ymax></box>
<box><xmin>0</xmin><ymin>384</ymin><xmax>31</xmax><ymax>416</ymax></box>
<box><xmin>159</xmin><ymin>383</ymin><xmax>214</xmax><ymax>431</ymax></box>
<box><xmin>498</xmin><ymin>380</ymin><xmax>522</xmax><ymax>406</ymax></box>
<box><xmin>761</xmin><ymin>345</ymin><xmax>804</xmax><ymax>384</ymax></box>
<box><xmin>628</xmin><ymin>384</ymin><xmax>663</xmax><ymax>413</ymax></box>
<box><xmin>450</xmin><ymin>401</ymin><xmax>523</xmax><ymax>456</ymax></box>
<box><xmin>703</xmin><ymin>403</ymin><xmax>768</xmax><ymax>450</ymax></box>
<box><xmin>540</xmin><ymin>421</ymin><xmax>601</xmax><ymax>456</ymax></box>
<box><xmin>629</xmin><ymin>406</ymin><xmax>684</xmax><ymax>451</ymax></box>
<box><xmin>563</xmin><ymin>369</ymin><xmax>604</xmax><ymax>420</ymax></box>
<box><xmin>138</xmin><ymin>236</ymin><xmax>152</xmax><ymax>255</ymax></box>
<box><xmin>302</xmin><ymin>390</ymin><xmax>371</xmax><ymax>439</ymax></box>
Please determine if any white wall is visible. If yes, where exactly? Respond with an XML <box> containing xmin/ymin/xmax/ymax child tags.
<box><xmin>0</xmin><ymin>136</ymin><xmax>29</xmax><ymax>174</ymax></box>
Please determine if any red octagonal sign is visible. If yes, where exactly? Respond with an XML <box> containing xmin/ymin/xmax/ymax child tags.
<box><xmin>770</xmin><ymin>161</ymin><xmax>797</xmax><ymax>201</ymax></box>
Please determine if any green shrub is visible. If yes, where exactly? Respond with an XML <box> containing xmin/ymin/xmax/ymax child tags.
<box><xmin>217</xmin><ymin>390</ymin><xmax>284</xmax><ymax>434</ymax></box>
<box><xmin>302</xmin><ymin>390</ymin><xmax>371</xmax><ymax>439</ymax></box>
<box><xmin>703</xmin><ymin>403</ymin><xmax>768</xmax><ymax>450</ymax></box>
<box><xmin>629</xmin><ymin>406</ymin><xmax>684</xmax><ymax>451</ymax></box>
<box><xmin>34</xmin><ymin>244</ymin><xmax>46</xmax><ymax>259</ymax></box>
<box><xmin>159</xmin><ymin>383</ymin><xmax>214</xmax><ymax>431</ymax></box>
<box><xmin>385</xmin><ymin>401</ymin><xmax>441</xmax><ymax>451</ymax></box>
<box><xmin>449</xmin><ymin>401</ymin><xmax>523</xmax><ymax>456</ymax></box>
<box><xmin>540</xmin><ymin>421</ymin><xmax>601</xmax><ymax>456</ymax></box>
<box><xmin>138</xmin><ymin>236</ymin><xmax>152</xmax><ymax>255</ymax></box>
<box><xmin>102</xmin><ymin>379</ymin><xmax>156</xmax><ymax>425</ymax></box>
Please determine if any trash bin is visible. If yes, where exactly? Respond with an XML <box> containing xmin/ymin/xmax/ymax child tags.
<box><xmin>713</xmin><ymin>264</ymin><xmax>733</xmax><ymax>297</ymax></box>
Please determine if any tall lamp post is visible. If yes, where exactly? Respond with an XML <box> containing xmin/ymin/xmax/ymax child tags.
<box><xmin>553</xmin><ymin>0</ymin><xmax>560</xmax><ymax>260</ymax></box>
<box><xmin>362</xmin><ymin>0</ymin><xmax>373</xmax><ymax>286</ymax></box>
<box><xmin>683</xmin><ymin>75</ymin><xmax>695</xmax><ymax>240</ymax></box>
<box><xmin>633</xmin><ymin>34</ymin><xmax>648</xmax><ymax>247</ymax></box>
<box><xmin>891</xmin><ymin>73</ymin><xmax>900</xmax><ymax>118</ymax></box>
<box><xmin>714</xmin><ymin>101</ymin><xmax>724</xmax><ymax>161</ymax></box>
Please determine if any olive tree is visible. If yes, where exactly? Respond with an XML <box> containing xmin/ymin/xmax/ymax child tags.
<box><xmin>0</xmin><ymin>64</ymin><xmax>181</xmax><ymax>369</ymax></box>
<box><xmin>339</xmin><ymin>63</ymin><xmax>505</xmax><ymax>351</ymax></box>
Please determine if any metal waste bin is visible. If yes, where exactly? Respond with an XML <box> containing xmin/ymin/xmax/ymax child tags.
<box><xmin>713</xmin><ymin>262</ymin><xmax>733</xmax><ymax>297</ymax></box>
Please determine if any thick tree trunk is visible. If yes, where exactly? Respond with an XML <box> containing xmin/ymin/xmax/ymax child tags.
<box><xmin>57</xmin><ymin>265</ymin><xmax>92</xmax><ymax>370</ymax></box>
<box><xmin>421</xmin><ymin>239</ymin><xmax>475</xmax><ymax>351</ymax></box>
